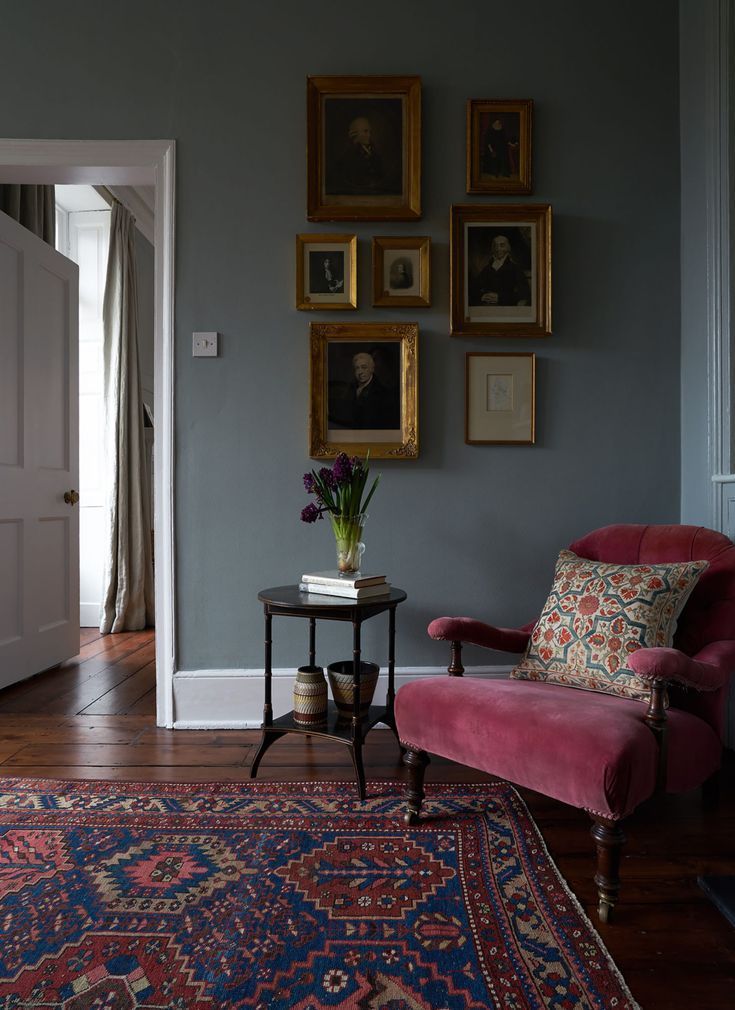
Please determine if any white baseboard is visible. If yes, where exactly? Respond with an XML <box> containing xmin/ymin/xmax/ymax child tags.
<box><xmin>79</xmin><ymin>603</ymin><xmax>100</xmax><ymax>628</ymax></box>
<box><xmin>172</xmin><ymin>665</ymin><xmax>512</xmax><ymax>729</ymax></box>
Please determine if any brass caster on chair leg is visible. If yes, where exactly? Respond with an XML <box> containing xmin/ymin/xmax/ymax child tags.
<box><xmin>598</xmin><ymin>899</ymin><xmax>613</xmax><ymax>924</ymax></box>
<box><xmin>404</xmin><ymin>808</ymin><xmax>420</xmax><ymax>826</ymax></box>
<box><xmin>591</xmin><ymin>816</ymin><xmax>624</xmax><ymax>926</ymax></box>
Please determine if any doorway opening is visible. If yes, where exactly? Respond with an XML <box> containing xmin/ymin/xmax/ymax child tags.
<box><xmin>54</xmin><ymin>184</ymin><xmax>155</xmax><ymax>637</ymax></box>
<box><xmin>0</xmin><ymin>140</ymin><xmax>176</xmax><ymax>726</ymax></box>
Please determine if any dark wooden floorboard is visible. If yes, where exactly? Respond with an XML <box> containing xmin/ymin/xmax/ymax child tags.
<box><xmin>78</xmin><ymin>658</ymin><xmax>157</xmax><ymax>716</ymax></box>
<box><xmin>0</xmin><ymin>633</ymin><xmax>153</xmax><ymax>712</ymax></box>
<box><xmin>0</xmin><ymin>628</ymin><xmax>733</xmax><ymax>1010</ymax></box>
<box><xmin>80</xmin><ymin>627</ymin><xmax>105</xmax><ymax>647</ymax></box>
<box><xmin>123</xmin><ymin>686</ymin><xmax>157</xmax><ymax>716</ymax></box>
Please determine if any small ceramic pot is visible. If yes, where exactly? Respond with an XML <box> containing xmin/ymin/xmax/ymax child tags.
<box><xmin>327</xmin><ymin>660</ymin><xmax>380</xmax><ymax>721</ymax></box>
<box><xmin>292</xmin><ymin>665</ymin><xmax>328</xmax><ymax>726</ymax></box>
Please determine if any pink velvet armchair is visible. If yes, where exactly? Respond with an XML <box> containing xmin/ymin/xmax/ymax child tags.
<box><xmin>395</xmin><ymin>524</ymin><xmax>735</xmax><ymax>921</ymax></box>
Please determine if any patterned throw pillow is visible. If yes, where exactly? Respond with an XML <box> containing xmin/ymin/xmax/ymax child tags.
<box><xmin>510</xmin><ymin>550</ymin><xmax>708</xmax><ymax>700</ymax></box>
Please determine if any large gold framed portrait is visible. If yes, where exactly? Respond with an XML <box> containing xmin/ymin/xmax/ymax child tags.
<box><xmin>450</xmin><ymin>203</ymin><xmax>552</xmax><ymax>337</ymax></box>
<box><xmin>466</xmin><ymin>99</ymin><xmax>533</xmax><ymax>195</ymax></box>
<box><xmin>309</xmin><ymin>322</ymin><xmax>419</xmax><ymax>460</ymax></box>
<box><xmin>307</xmin><ymin>75</ymin><xmax>422</xmax><ymax>222</ymax></box>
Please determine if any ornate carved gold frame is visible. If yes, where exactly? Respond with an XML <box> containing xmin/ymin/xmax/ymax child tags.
<box><xmin>309</xmin><ymin>321</ymin><xmax>419</xmax><ymax>460</ymax></box>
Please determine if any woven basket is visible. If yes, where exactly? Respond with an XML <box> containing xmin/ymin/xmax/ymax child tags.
<box><xmin>327</xmin><ymin>660</ymin><xmax>380</xmax><ymax>721</ymax></box>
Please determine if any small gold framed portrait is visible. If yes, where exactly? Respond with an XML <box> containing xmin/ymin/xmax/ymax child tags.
<box><xmin>296</xmin><ymin>234</ymin><xmax>357</xmax><ymax>311</ymax></box>
<box><xmin>307</xmin><ymin>75</ymin><xmax>422</xmax><ymax>222</ymax></box>
<box><xmin>466</xmin><ymin>99</ymin><xmax>533</xmax><ymax>195</ymax></box>
<box><xmin>309</xmin><ymin>321</ymin><xmax>419</xmax><ymax>460</ymax></box>
<box><xmin>465</xmin><ymin>352</ymin><xmax>536</xmax><ymax>445</ymax></box>
<box><xmin>450</xmin><ymin>203</ymin><xmax>552</xmax><ymax>337</ymax></box>
<box><xmin>372</xmin><ymin>236</ymin><xmax>430</xmax><ymax>307</ymax></box>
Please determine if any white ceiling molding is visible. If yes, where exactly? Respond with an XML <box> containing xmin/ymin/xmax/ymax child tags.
<box><xmin>56</xmin><ymin>184</ymin><xmax>110</xmax><ymax>213</ymax></box>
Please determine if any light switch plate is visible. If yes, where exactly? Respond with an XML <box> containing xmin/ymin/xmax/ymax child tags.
<box><xmin>193</xmin><ymin>332</ymin><xmax>218</xmax><ymax>357</ymax></box>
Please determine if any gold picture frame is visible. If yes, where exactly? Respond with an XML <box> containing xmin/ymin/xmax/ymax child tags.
<box><xmin>450</xmin><ymin>203</ymin><xmax>552</xmax><ymax>337</ymax></box>
<box><xmin>372</xmin><ymin>236</ymin><xmax>430</xmax><ymax>307</ymax></box>
<box><xmin>309</xmin><ymin>321</ymin><xmax>419</xmax><ymax>460</ymax></box>
<box><xmin>465</xmin><ymin>352</ymin><xmax>536</xmax><ymax>445</ymax></box>
<box><xmin>307</xmin><ymin>75</ymin><xmax>422</xmax><ymax>222</ymax></box>
<box><xmin>466</xmin><ymin>99</ymin><xmax>533</xmax><ymax>195</ymax></box>
<box><xmin>296</xmin><ymin>234</ymin><xmax>357</xmax><ymax>311</ymax></box>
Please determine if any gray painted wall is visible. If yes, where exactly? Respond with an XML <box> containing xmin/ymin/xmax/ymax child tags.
<box><xmin>679</xmin><ymin>1</ymin><xmax>714</xmax><ymax>526</ymax></box>
<box><xmin>2</xmin><ymin>0</ymin><xmax>681</xmax><ymax>673</ymax></box>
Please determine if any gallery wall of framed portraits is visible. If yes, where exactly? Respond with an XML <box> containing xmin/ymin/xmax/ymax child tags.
<box><xmin>298</xmin><ymin>75</ymin><xmax>552</xmax><ymax>459</ymax></box>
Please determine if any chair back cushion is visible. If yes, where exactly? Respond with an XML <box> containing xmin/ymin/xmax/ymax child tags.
<box><xmin>567</xmin><ymin>525</ymin><xmax>735</xmax><ymax>656</ymax></box>
<box><xmin>510</xmin><ymin>549</ymin><xmax>707</xmax><ymax>700</ymax></box>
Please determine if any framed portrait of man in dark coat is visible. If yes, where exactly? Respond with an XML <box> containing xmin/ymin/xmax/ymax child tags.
<box><xmin>296</xmin><ymin>234</ymin><xmax>356</xmax><ymax>311</ymax></box>
<box><xmin>307</xmin><ymin>76</ymin><xmax>422</xmax><ymax>222</ymax></box>
<box><xmin>371</xmin><ymin>235</ymin><xmax>431</xmax><ymax>307</ymax></box>
<box><xmin>309</xmin><ymin>321</ymin><xmax>419</xmax><ymax>460</ymax></box>
<box><xmin>466</xmin><ymin>99</ymin><xmax>533</xmax><ymax>195</ymax></box>
<box><xmin>450</xmin><ymin>203</ymin><xmax>552</xmax><ymax>337</ymax></box>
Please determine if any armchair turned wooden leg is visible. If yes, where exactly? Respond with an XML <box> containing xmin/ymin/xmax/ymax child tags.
<box><xmin>448</xmin><ymin>640</ymin><xmax>464</xmax><ymax>676</ymax></box>
<box><xmin>590</xmin><ymin>817</ymin><xmax>626</xmax><ymax>923</ymax></box>
<box><xmin>403</xmin><ymin>747</ymin><xmax>430</xmax><ymax>825</ymax></box>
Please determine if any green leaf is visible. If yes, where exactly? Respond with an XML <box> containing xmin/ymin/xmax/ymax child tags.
<box><xmin>362</xmin><ymin>474</ymin><xmax>380</xmax><ymax>513</ymax></box>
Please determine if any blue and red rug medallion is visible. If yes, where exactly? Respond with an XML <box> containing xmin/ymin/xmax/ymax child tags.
<box><xmin>0</xmin><ymin>778</ymin><xmax>638</xmax><ymax>1009</ymax></box>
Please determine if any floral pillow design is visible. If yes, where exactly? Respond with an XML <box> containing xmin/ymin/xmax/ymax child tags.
<box><xmin>510</xmin><ymin>550</ymin><xmax>708</xmax><ymax>700</ymax></box>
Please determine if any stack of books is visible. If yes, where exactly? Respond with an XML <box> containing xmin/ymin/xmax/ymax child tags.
<box><xmin>299</xmin><ymin>570</ymin><xmax>390</xmax><ymax>599</ymax></box>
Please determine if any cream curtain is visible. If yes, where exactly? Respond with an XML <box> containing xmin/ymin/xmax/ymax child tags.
<box><xmin>100</xmin><ymin>201</ymin><xmax>155</xmax><ymax>633</ymax></box>
<box><xmin>0</xmin><ymin>184</ymin><xmax>56</xmax><ymax>245</ymax></box>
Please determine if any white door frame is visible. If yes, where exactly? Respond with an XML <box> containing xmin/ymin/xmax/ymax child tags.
<box><xmin>0</xmin><ymin>140</ymin><xmax>176</xmax><ymax>727</ymax></box>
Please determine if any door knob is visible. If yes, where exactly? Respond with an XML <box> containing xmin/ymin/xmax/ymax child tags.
<box><xmin>64</xmin><ymin>489</ymin><xmax>80</xmax><ymax>506</ymax></box>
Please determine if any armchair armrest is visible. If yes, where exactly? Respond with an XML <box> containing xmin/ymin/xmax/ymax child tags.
<box><xmin>427</xmin><ymin>616</ymin><xmax>531</xmax><ymax>654</ymax></box>
<box><xmin>629</xmin><ymin>641</ymin><xmax>735</xmax><ymax>692</ymax></box>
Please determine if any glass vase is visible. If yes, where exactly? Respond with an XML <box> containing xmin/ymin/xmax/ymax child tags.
<box><xmin>329</xmin><ymin>513</ymin><xmax>367</xmax><ymax>575</ymax></box>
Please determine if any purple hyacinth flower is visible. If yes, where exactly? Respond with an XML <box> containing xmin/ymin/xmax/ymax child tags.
<box><xmin>303</xmin><ymin>472</ymin><xmax>315</xmax><ymax>494</ymax></box>
<box><xmin>319</xmin><ymin>467</ymin><xmax>336</xmax><ymax>490</ymax></box>
<box><xmin>301</xmin><ymin>503</ymin><xmax>321</xmax><ymax>523</ymax></box>
<box><xmin>332</xmin><ymin>452</ymin><xmax>353</xmax><ymax>482</ymax></box>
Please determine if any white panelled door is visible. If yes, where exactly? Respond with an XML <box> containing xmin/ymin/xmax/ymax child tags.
<box><xmin>0</xmin><ymin>210</ymin><xmax>80</xmax><ymax>689</ymax></box>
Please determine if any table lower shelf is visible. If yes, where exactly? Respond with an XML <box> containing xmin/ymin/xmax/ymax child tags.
<box><xmin>267</xmin><ymin>701</ymin><xmax>392</xmax><ymax>742</ymax></box>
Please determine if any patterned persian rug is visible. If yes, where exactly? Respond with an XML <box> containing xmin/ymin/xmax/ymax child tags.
<box><xmin>0</xmin><ymin>778</ymin><xmax>639</xmax><ymax>1010</ymax></box>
